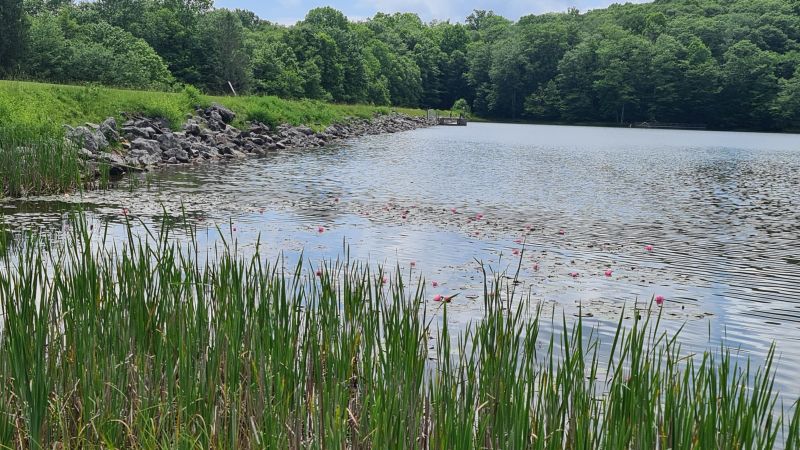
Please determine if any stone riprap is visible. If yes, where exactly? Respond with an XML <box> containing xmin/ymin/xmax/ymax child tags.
<box><xmin>67</xmin><ymin>104</ymin><xmax>433</xmax><ymax>175</ymax></box>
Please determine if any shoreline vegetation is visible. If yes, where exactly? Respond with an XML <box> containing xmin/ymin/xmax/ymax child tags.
<box><xmin>0</xmin><ymin>215</ymin><xmax>797</xmax><ymax>448</ymax></box>
<box><xmin>0</xmin><ymin>80</ymin><xmax>431</xmax><ymax>198</ymax></box>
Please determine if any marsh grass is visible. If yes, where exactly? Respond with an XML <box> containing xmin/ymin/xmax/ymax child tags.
<box><xmin>0</xmin><ymin>215</ymin><xmax>798</xmax><ymax>449</ymax></box>
<box><xmin>0</xmin><ymin>125</ymin><xmax>82</xmax><ymax>198</ymax></box>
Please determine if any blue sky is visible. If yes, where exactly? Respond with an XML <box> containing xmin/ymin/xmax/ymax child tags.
<box><xmin>214</xmin><ymin>0</ymin><xmax>649</xmax><ymax>25</ymax></box>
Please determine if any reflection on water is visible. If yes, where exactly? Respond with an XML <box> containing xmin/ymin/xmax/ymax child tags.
<box><xmin>2</xmin><ymin>122</ymin><xmax>800</xmax><ymax>395</ymax></box>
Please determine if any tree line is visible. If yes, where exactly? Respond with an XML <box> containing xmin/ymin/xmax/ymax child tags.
<box><xmin>1</xmin><ymin>0</ymin><xmax>799</xmax><ymax>129</ymax></box>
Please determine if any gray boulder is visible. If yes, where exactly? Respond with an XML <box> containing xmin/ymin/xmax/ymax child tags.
<box><xmin>100</xmin><ymin>117</ymin><xmax>119</xmax><ymax>142</ymax></box>
<box><xmin>124</xmin><ymin>156</ymin><xmax>142</xmax><ymax>167</ymax></box>
<box><xmin>138</xmin><ymin>153</ymin><xmax>162</xmax><ymax>166</ymax></box>
<box><xmin>123</xmin><ymin>126</ymin><xmax>156</xmax><ymax>140</ymax></box>
<box><xmin>207</xmin><ymin>110</ymin><xmax>225</xmax><ymax>131</ymax></box>
<box><xmin>191</xmin><ymin>143</ymin><xmax>218</xmax><ymax>159</ymax></box>
<box><xmin>66</xmin><ymin>126</ymin><xmax>108</xmax><ymax>153</ymax></box>
<box><xmin>131</xmin><ymin>138</ymin><xmax>161</xmax><ymax>155</ymax></box>
<box><xmin>98</xmin><ymin>152</ymin><xmax>126</xmax><ymax>167</ymax></box>
<box><xmin>211</xmin><ymin>133</ymin><xmax>232</xmax><ymax>147</ymax></box>
<box><xmin>157</xmin><ymin>132</ymin><xmax>181</xmax><ymax>150</ymax></box>
<box><xmin>126</xmin><ymin>148</ymin><xmax>160</xmax><ymax>167</ymax></box>
<box><xmin>207</xmin><ymin>103</ymin><xmax>236</xmax><ymax>123</ymax></box>
<box><xmin>183</xmin><ymin>120</ymin><xmax>201</xmax><ymax>136</ymax></box>
<box><xmin>163</xmin><ymin>148</ymin><xmax>190</xmax><ymax>163</ymax></box>
<box><xmin>250</xmin><ymin>122</ymin><xmax>270</xmax><ymax>134</ymax></box>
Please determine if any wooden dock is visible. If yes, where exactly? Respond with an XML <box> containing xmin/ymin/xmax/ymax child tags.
<box><xmin>437</xmin><ymin>117</ymin><xmax>468</xmax><ymax>126</ymax></box>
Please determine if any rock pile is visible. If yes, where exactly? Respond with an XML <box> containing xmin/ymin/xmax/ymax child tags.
<box><xmin>69</xmin><ymin>104</ymin><xmax>433</xmax><ymax>175</ymax></box>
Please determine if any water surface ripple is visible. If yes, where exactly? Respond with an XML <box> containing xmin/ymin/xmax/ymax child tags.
<box><xmin>3</xmin><ymin>122</ymin><xmax>800</xmax><ymax>394</ymax></box>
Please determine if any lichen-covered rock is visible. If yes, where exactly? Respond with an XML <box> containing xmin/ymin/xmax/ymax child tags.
<box><xmin>65</xmin><ymin>126</ymin><xmax>108</xmax><ymax>153</ymax></box>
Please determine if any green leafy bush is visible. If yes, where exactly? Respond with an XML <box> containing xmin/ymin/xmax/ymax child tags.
<box><xmin>23</xmin><ymin>16</ymin><xmax>175</xmax><ymax>90</ymax></box>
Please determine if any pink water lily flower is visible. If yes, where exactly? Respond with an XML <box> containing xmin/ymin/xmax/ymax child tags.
<box><xmin>432</xmin><ymin>281</ymin><xmax>438</xmax><ymax>287</ymax></box>
<box><xmin>318</xmin><ymin>226</ymin><xmax>325</xmax><ymax>233</ymax></box>
<box><xmin>645</xmin><ymin>245</ymin><xmax>654</xmax><ymax>251</ymax></box>
<box><xmin>604</xmin><ymin>269</ymin><xmax>613</xmax><ymax>277</ymax></box>
<box><xmin>512</xmin><ymin>249</ymin><xmax>520</xmax><ymax>255</ymax></box>
<box><xmin>569</xmin><ymin>272</ymin><xmax>579</xmax><ymax>278</ymax></box>
<box><xmin>558</xmin><ymin>229</ymin><xmax>565</xmax><ymax>235</ymax></box>
<box><xmin>533</xmin><ymin>263</ymin><xmax>540</xmax><ymax>271</ymax></box>
<box><xmin>410</xmin><ymin>261</ymin><xmax>416</xmax><ymax>268</ymax></box>
<box><xmin>655</xmin><ymin>295</ymin><xmax>665</xmax><ymax>306</ymax></box>
<box><xmin>434</xmin><ymin>294</ymin><xmax>443</xmax><ymax>302</ymax></box>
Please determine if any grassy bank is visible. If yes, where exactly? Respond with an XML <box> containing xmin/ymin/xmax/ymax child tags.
<box><xmin>0</xmin><ymin>80</ymin><xmax>426</xmax><ymax>198</ymax></box>
<box><xmin>0</xmin><ymin>80</ymin><xmax>425</xmax><ymax>131</ymax></box>
<box><xmin>0</xmin><ymin>215</ymin><xmax>798</xmax><ymax>449</ymax></box>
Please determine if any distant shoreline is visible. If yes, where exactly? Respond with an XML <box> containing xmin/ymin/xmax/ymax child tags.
<box><xmin>462</xmin><ymin>117</ymin><xmax>800</xmax><ymax>135</ymax></box>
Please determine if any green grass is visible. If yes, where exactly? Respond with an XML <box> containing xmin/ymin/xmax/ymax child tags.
<box><xmin>0</xmin><ymin>80</ymin><xmax>426</xmax><ymax>131</ymax></box>
<box><xmin>0</xmin><ymin>214</ymin><xmax>798</xmax><ymax>449</ymax></box>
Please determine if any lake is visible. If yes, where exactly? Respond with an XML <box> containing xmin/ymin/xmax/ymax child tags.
<box><xmin>3</xmin><ymin>122</ymin><xmax>800</xmax><ymax>395</ymax></box>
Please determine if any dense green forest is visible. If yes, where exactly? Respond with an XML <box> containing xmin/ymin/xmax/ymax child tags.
<box><xmin>1</xmin><ymin>0</ymin><xmax>800</xmax><ymax>129</ymax></box>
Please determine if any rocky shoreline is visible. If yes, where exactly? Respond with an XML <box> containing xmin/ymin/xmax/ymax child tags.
<box><xmin>65</xmin><ymin>104</ymin><xmax>434</xmax><ymax>176</ymax></box>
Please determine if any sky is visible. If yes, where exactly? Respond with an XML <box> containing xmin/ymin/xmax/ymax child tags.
<box><xmin>214</xmin><ymin>0</ymin><xmax>650</xmax><ymax>25</ymax></box>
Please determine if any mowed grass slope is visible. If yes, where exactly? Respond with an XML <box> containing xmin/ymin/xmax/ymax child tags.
<box><xmin>0</xmin><ymin>80</ymin><xmax>425</xmax><ymax>130</ymax></box>
<box><xmin>0</xmin><ymin>80</ymin><xmax>426</xmax><ymax>197</ymax></box>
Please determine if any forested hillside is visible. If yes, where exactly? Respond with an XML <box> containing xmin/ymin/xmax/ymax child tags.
<box><xmin>2</xmin><ymin>0</ymin><xmax>800</xmax><ymax>129</ymax></box>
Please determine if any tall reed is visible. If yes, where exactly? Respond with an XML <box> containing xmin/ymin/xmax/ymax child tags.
<box><xmin>0</xmin><ymin>215</ymin><xmax>797</xmax><ymax>449</ymax></box>
<box><xmin>0</xmin><ymin>125</ymin><xmax>82</xmax><ymax>197</ymax></box>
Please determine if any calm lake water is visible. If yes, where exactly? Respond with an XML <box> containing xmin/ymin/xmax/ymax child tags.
<box><xmin>3</xmin><ymin>122</ymin><xmax>800</xmax><ymax>394</ymax></box>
